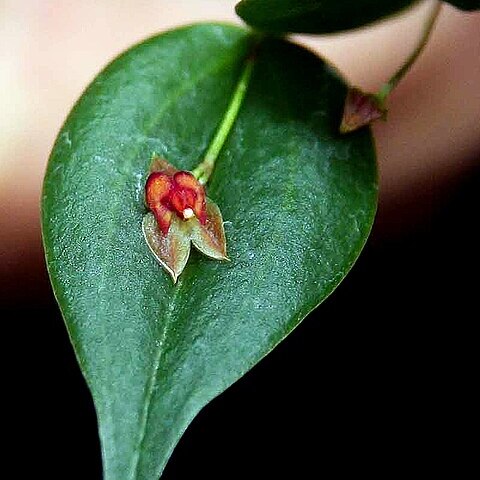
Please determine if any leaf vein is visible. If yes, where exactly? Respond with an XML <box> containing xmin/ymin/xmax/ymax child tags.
<box><xmin>129</xmin><ymin>279</ymin><xmax>185</xmax><ymax>480</ymax></box>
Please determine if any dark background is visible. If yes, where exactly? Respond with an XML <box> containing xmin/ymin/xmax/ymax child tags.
<box><xmin>7</xmin><ymin>164</ymin><xmax>476</xmax><ymax>478</ymax></box>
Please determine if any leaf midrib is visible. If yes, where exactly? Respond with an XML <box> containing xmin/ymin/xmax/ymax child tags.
<box><xmin>128</xmin><ymin>278</ymin><xmax>185</xmax><ymax>479</ymax></box>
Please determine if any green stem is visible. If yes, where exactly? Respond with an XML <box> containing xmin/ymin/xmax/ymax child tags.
<box><xmin>376</xmin><ymin>0</ymin><xmax>442</xmax><ymax>103</ymax></box>
<box><xmin>192</xmin><ymin>50</ymin><xmax>256</xmax><ymax>185</ymax></box>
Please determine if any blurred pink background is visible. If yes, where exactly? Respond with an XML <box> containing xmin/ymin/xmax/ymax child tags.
<box><xmin>1</xmin><ymin>0</ymin><xmax>479</xmax><ymax>303</ymax></box>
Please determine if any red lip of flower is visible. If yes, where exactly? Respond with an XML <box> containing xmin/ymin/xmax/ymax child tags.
<box><xmin>142</xmin><ymin>158</ymin><xmax>228</xmax><ymax>283</ymax></box>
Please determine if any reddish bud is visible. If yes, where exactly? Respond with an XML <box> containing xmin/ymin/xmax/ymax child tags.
<box><xmin>340</xmin><ymin>88</ymin><xmax>386</xmax><ymax>134</ymax></box>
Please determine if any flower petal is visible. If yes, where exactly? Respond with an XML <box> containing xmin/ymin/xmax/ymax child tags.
<box><xmin>145</xmin><ymin>172</ymin><xmax>174</xmax><ymax>234</ymax></box>
<box><xmin>190</xmin><ymin>200</ymin><xmax>228</xmax><ymax>261</ymax></box>
<box><xmin>142</xmin><ymin>212</ymin><xmax>191</xmax><ymax>283</ymax></box>
<box><xmin>145</xmin><ymin>172</ymin><xmax>172</xmax><ymax>204</ymax></box>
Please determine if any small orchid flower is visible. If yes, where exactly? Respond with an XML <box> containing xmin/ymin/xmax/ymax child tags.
<box><xmin>141</xmin><ymin>46</ymin><xmax>256</xmax><ymax>283</ymax></box>
<box><xmin>142</xmin><ymin>158</ymin><xmax>228</xmax><ymax>283</ymax></box>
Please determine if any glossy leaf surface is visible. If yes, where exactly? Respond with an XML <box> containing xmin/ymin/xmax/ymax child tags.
<box><xmin>42</xmin><ymin>24</ymin><xmax>377</xmax><ymax>480</ymax></box>
<box><xmin>236</xmin><ymin>0</ymin><xmax>417</xmax><ymax>34</ymax></box>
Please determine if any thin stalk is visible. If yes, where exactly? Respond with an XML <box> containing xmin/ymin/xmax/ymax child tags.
<box><xmin>376</xmin><ymin>0</ymin><xmax>442</xmax><ymax>103</ymax></box>
<box><xmin>192</xmin><ymin>52</ymin><xmax>256</xmax><ymax>185</ymax></box>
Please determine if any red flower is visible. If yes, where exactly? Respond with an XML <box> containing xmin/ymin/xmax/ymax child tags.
<box><xmin>146</xmin><ymin>168</ymin><xmax>207</xmax><ymax>235</ymax></box>
<box><xmin>143</xmin><ymin>158</ymin><xmax>228</xmax><ymax>282</ymax></box>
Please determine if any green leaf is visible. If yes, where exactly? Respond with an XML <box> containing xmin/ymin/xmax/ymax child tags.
<box><xmin>42</xmin><ymin>24</ymin><xmax>377</xmax><ymax>480</ymax></box>
<box><xmin>444</xmin><ymin>0</ymin><xmax>480</xmax><ymax>10</ymax></box>
<box><xmin>235</xmin><ymin>0</ymin><xmax>417</xmax><ymax>34</ymax></box>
